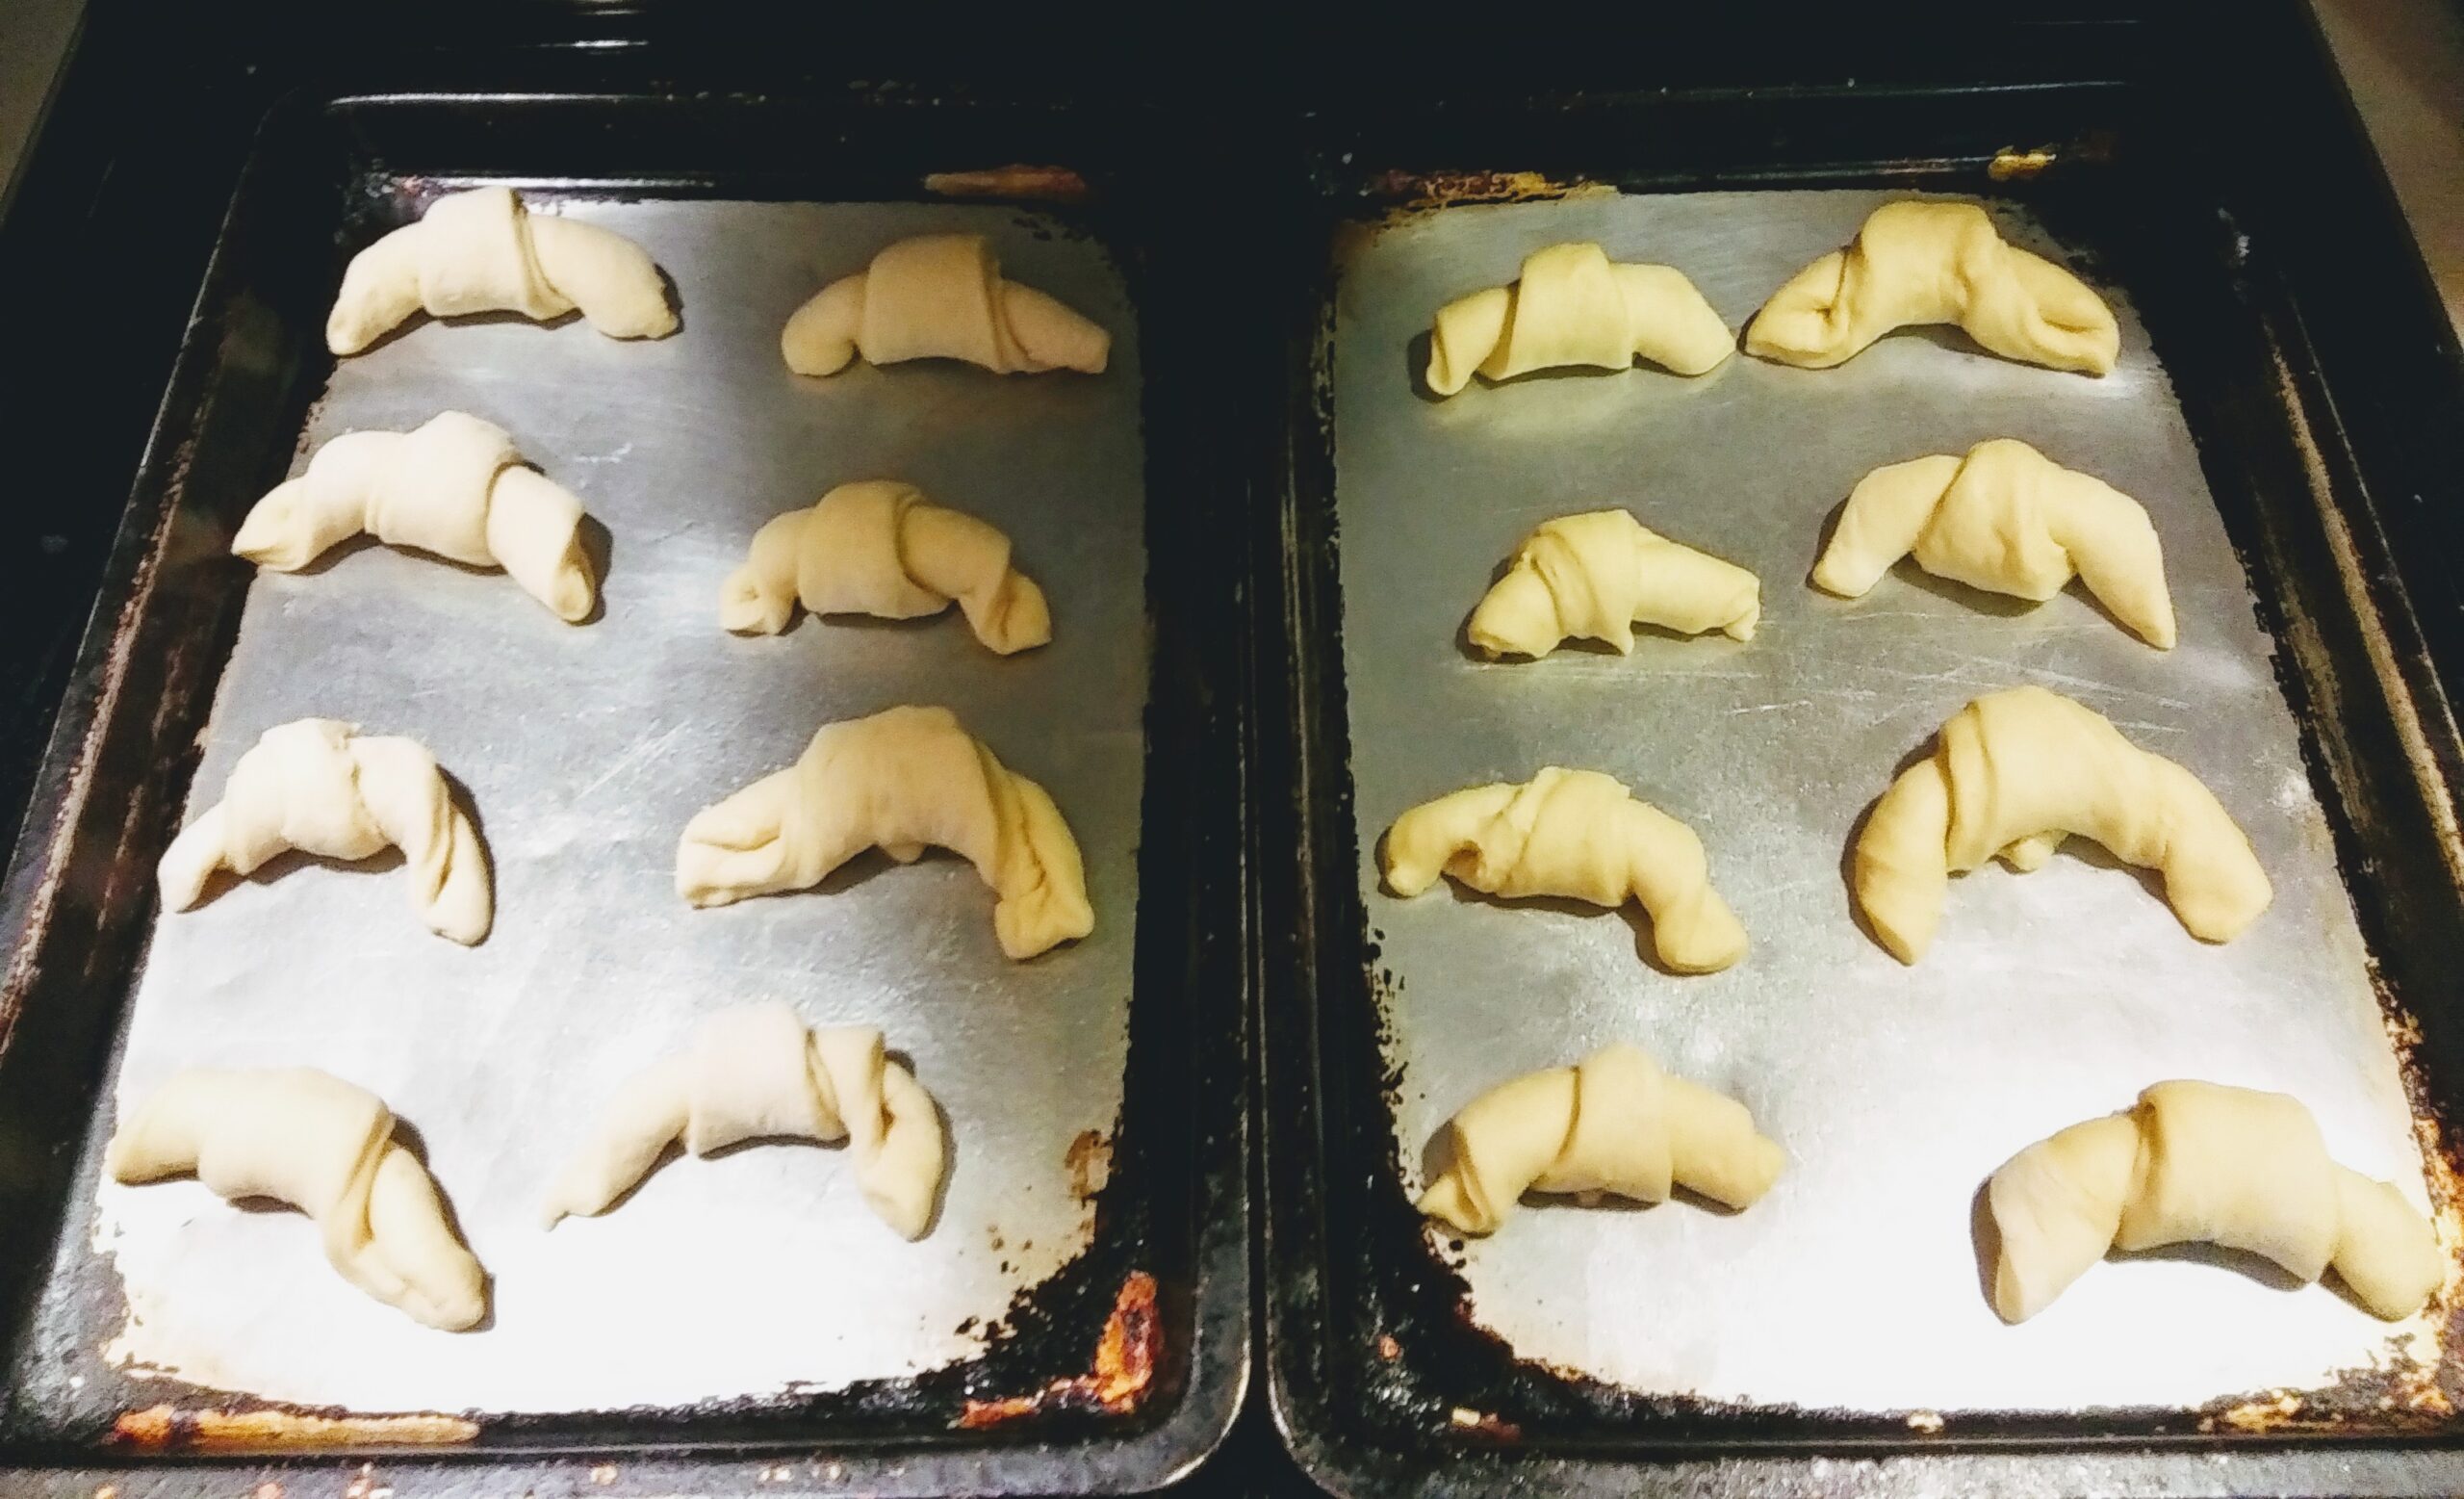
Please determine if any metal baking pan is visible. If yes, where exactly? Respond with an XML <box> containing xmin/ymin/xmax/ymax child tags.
<box><xmin>0</xmin><ymin>90</ymin><xmax>1247</xmax><ymax>1496</ymax></box>
<box><xmin>1255</xmin><ymin>55</ymin><xmax>2464</xmax><ymax>1499</ymax></box>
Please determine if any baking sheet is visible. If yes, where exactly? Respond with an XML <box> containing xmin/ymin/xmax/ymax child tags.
<box><xmin>1332</xmin><ymin>188</ymin><xmax>2440</xmax><ymax>1413</ymax></box>
<box><xmin>49</xmin><ymin>194</ymin><xmax>1147</xmax><ymax>1414</ymax></box>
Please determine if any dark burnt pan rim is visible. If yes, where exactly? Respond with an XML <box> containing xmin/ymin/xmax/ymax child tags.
<box><xmin>0</xmin><ymin>90</ymin><xmax>1248</xmax><ymax>1493</ymax></box>
<box><xmin>1258</xmin><ymin>58</ymin><xmax>2464</xmax><ymax>1499</ymax></box>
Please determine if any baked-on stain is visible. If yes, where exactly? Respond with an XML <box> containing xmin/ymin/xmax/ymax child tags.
<box><xmin>1364</xmin><ymin>169</ymin><xmax>1589</xmax><ymax>213</ymax></box>
<box><xmin>109</xmin><ymin>1405</ymin><xmax>478</xmax><ymax>1449</ymax></box>
<box><xmin>1065</xmin><ymin>1128</ymin><xmax>1114</xmax><ymax>1199</ymax></box>
<box><xmin>955</xmin><ymin>1272</ymin><xmax>1159</xmax><ymax>1429</ymax></box>
<box><xmin>922</xmin><ymin>166</ymin><xmax>1091</xmax><ymax>203</ymax></box>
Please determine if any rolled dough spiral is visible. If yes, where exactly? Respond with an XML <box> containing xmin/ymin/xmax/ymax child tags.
<box><xmin>677</xmin><ymin>705</ymin><xmax>1092</xmax><ymax>960</ymax></box>
<box><xmin>781</xmin><ymin>233</ymin><xmax>1109</xmax><ymax>377</ymax></box>
<box><xmin>1421</xmin><ymin>1043</ymin><xmax>1784</xmax><ymax>1235</ymax></box>
<box><xmin>720</xmin><ymin>480</ymin><xmax>1050</xmax><ymax>653</ymax></box>
<box><xmin>326</xmin><ymin>186</ymin><xmax>676</xmax><ymax>355</ymax></box>
<box><xmin>543</xmin><ymin>1002</ymin><xmax>945</xmax><ymax>1240</ymax></box>
<box><xmin>1426</xmin><ymin>242</ymin><xmax>1732</xmax><ymax>396</ymax></box>
<box><xmin>158</xmin><ymin>718</ymin><xmax>492</xmax><ymax>945</ymax></box>
<box><xmin>232</xmin><ymin>410</ymin><xmax>597</xmax><ymax>623</ymax></box>
<box><xmin>1855</xmin><ymin>687</ymin><xmax>2271</xmax><ymax>963</ymax></box>
<box><xmin>1813</xmin><ymin>439</ymin><xmax>2174</xmax><ymax>648</ymax></box>
<box><xmin>1745</xmin><ymin>200</ymin><xmax>2118</xmax><ymax>375</ymax></box>
<box><xmin>1469</xmin><ymin>509</ymin><xmax>1759</xmax><ymax>658</ymax></box>
<box><xmin>108</xmin><ymin>1068</ymin><xmax>487</xmax><ymax>1331</ymax></box>
<box><xmin>1384</xmin><ymin>767</ymin><xmax>1747</xmax><ymax>973</ymax></box>
<box><xmin>1989</xmin><ymin>1080</ymin><xmax>2441</xmax><ymax>1322</ymax></box>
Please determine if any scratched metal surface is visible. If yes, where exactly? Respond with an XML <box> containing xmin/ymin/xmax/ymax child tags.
<box><xmin>1333</xmin><ymin>189</ymin><xmax>2438</xmax><ymax>1412</ymax></box>
<box><xmin>39</xmin><ymin>195</ymin><xmax>1145</xmax><ymax>1413</ymax></box>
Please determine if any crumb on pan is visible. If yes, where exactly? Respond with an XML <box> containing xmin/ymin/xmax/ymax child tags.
<box><xmin>1447</xmin><ymin>1405</ymin><xmax>1522</xmax><ymax>1441</ymax></box>
<box><xmin>1988</xmin><ymin>147</ymin><xmax>2058</xmax><ymax>180</ymax></box>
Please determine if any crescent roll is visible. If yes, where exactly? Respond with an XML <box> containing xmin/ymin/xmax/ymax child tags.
<box><xmin>1421</xmin><ymin>1044</ymin><xmax>1784</xmax><ymax>1235</ymax></box>
<box><xmin>233</xmin><ymin>411</ymin><xmax>597</xmax><ymax>622</ymax></box>
<box><xmin>1426</xmin><ymin>242</ymin><xmax>1733</xmax><ymax>396</ymax></box>
<box><xmin>108</xmin><ymin>1068</ymin><xmax>487</xmax><ymax>1331</ymax></box>
<box><xmin>1383</xmin><ymin>768</ymin><xmax>1747</xmax><ymax>973</ymax></box>
<box><xmin>782</xmin><ymin>233</ymin><xmax>1109</xmax><ymax>377</ymax></box>
<box><xmin>1989</xmin><ymin>1080</ymin><xmax>2441</xmax><ymax>1323</ymax></box>
<box><xmin>326</xmin><ymin>186</ymin><xmax>676</xmax><ymax>355</ymax></box>
<box><xmin>1814</xmin><ymin>440</ymin><xmax>2174</xmax><ymax>648</ymax></box>
<box><xmin>543</xmin><ymin>1002</ymin><xmax>945</xmax><ymax>1240</ymax></box>
<box><xmin>720</xmin><ymin>479</ymin><xmax>1050</xmax><ymax>653</ymax></box>
<box><xmin>159</xmin><ymin>718</ymin><xmax>492</xmax><ymax>945</ymax></box>
<box><xmin>677</xmin><ymin>705</ymin><xmax>1092</xmax><ymax>959</ymax></box>
<box><xmin>1470</xmin><ymin>509</ymin><xmax>1759</xmax><ymax>658</ymax></box>
<box><xmin>1745</xmin><ymin>200</ymin><xmax>2119</xmax><ymax>375</ymax></box>
<box><xmin>1855</xmin><ymin>687</ymin><xmax>2270</xmax><ymax>963</ymax></box>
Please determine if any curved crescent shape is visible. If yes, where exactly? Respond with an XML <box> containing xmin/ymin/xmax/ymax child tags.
<box><xmin>1989</xmin><ymin>1079</ymin><xmax>2441</xmax><ymax>1322</ymax></box>
<box><xmin>326</xmin><ymin>186</ymin><xmax>676</xmax><ymax>355</ymax></box>
<box><xmin>720</xmin><ymin>479</ymin><xmax>1051</xmax><ymax>653</ymax></box>
<box><xmin>676</xmin><ymin>705</ymin><xmax>1092</xmax><ymax>960</ymax></box>
<box><xmin>1420</xmin><ymin>1043</ymin><xmax>1784</xmax><ymax>1235</ymax></box>
<box><xmin>158</xmin><ymin>718</ymin><xmax>493</xmax><ymax>945</ymax></box>
<box><xmin>780</xmin><ymin>234</ymin><xmax>1109</xmax><ymax>377</ymax></box>
<box><xmin>542</xmin><ymin>1002</ymin><xmax>945</xmax><ymax>1239</ymax></box>
<box><xmin>232</xmin><ymin>410</ymin><xmax>596</xmax><ymax>622</ymax></box>
<box><xmin>1425</xmin><ymin>243</ymin><xmax>1733</xmax><ymax>396</ymax></box>
<box><xmin>1469</xmin><ymin>509</ymin><xmax>1759</xmax><ymax>658</ymax></box>
<box><xmin>1744</xmin><ymin>200</ymin><xmax>2118</xmax><ymax>375</ymax></box>
<box><xmin>1813</xmin><ymin>439</ymin><xmax>2175</xmax><ymax>648</ymax></box>
<box><xmin>1383</xmin><ymin>767</ymin><xmax>1747</xmax><ymax>973</ymax></box>
<box><xmin>1854</xmin><ymin>687</ymin><xmax>2271</xmax><ymax>963</ymax></box>
<box><xmin>106</xmin><ymin>1068</ymin><xmax>487</xmax><ymax>1331</ymax></box>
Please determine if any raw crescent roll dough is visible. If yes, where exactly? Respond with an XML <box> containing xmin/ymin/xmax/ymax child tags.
<box><xmin>720</xmin><ymin>479</ymin><xmax>1050</xmax><ymax>653</ymax></box>
<box><xmin>677</xmin><ymin>705</ymin><xmax>1092</xmax><ymax>960</ymax></box>
<box><xmin>326</xmin><ymin>186</ymin><xmax>677</xmax><ymax>355</ymax></box>
<box><xmin>1745</xmin><ymin>200</ymin><xmax>2119</xmax><ymax>375</ymax></box>
<box><xmin>233</xmin><ymin>411</ymin><xmax>597</xmax><ymax>622</ymax></box>
<box><xmin>1426</xmin><ymin>242</ymin><xmax>1733</xmax><ymax>396</ymax></box>
<box><xmin>781</xmin><ymin>233</ymin><xmax>1109</xmax><ymax>377</ymax></box>
<box><xmin>543</xmin><ymin>1002</ymin><xmax>945</xmax><ymax>1240</ymax></box>
<box><xmin>1384</xmin><ymin>767</ymin><xmax>1747</xmax><ymax>973</ymax></box>
<box><xmin>1989</xmin><ymin>1080</ymin><xmax>2441</xmax><ymax>1322</ymax></box>
<box><xmin>1421</xmin><ymin>1043</ymin><xmax>1784</xmax><ymax>1234</ymax></box>
<box><xmin>1813</xmin><ymin>439</ymin><xmax>2174</xmax><ymax>648</ymax></box>
<box><xmin>1470</xmin><ymin>509</ymin><xmax>1759</xmax><ymax>658</ymax></box>
<box><xmin>159</xmin><ymin>718</ymin><xmax>492</xmax><ymax>945</ymax></box>
<box><xmin>107</xmin><ymin>1068</ymin><xmax>487</xmax><ymax>1331</ymax></box>
<box><xmin>1855</xmin><ymin>686</ymin><xmax>2270</xmax><ymax>964</ymax></box>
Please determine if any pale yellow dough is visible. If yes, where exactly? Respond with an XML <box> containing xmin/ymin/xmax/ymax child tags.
<box><xmin>1420</xmin><ymin>1043</ymin><xmax>1784</xmax><ymax>1235</ymax></box>
<box><xmin>108</xmin><ymin>1068</ymin><xmax>487</xmax><ymax>1331</ymax></box>
<box><xmin>1384</xmin><ymin>768</ymin><xmax>1746</xmax><ymax>973</ymax></box>
<box><xmin>232</xmin><ymin>411</ymin><xmax>597</xmax><ymax>622</ymax></box>
<box><xmin>1470</xmin><ymin>510</ymin><xmax>1758</xmax><ymax>658</ymax></box>
<box><xmin>677</xmin><ymin>705</ymin><xmax>1091</xmax><ymax>960</ymax></box>
<box><xmin>1989</xmin><ymin>1080</ymin><xmax>2442</xmax><ymax>1322</ymax></box>
<box><xmin>1813</xmin><ymin>439</ymin><xmax>2174</xmax><ymax>648</ymax></box>
<box><xmin>1745</xmin><ymin>200</ymin><xmax>2119</xmax><ymax>375</ymax></box>
<box><xmin>1855</xmin><ymin>687</ymin><xmax>2270</xmax><ymax>963</ymax></box>
<box><xmin>326</xmin><ymin>186</ymin><xmax>677</xmax><ymax>355</ymax></box>
<box><xmin>721</xmin><ymin>480</ymin><xmax>1050</xmax><ymax>653</ymax></box>
<box><xmin>781</xmin><ymin>233</ymin><xmax>1109</xmax><ymax>376</ymax></box>
<box><xmin>1425</xmin><ymin>242</ymin><xmax>1732</xmax><ymax>396</ymax></box>
<box><xmin>158</xmin><ymin>718</ymin><xmax>492</xmax><ymax>945</ymax></box>
<box><xmin>543</xmin><ymin>1002</ymin><xmax>945</xmax><ymax>1240</ymax></box>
